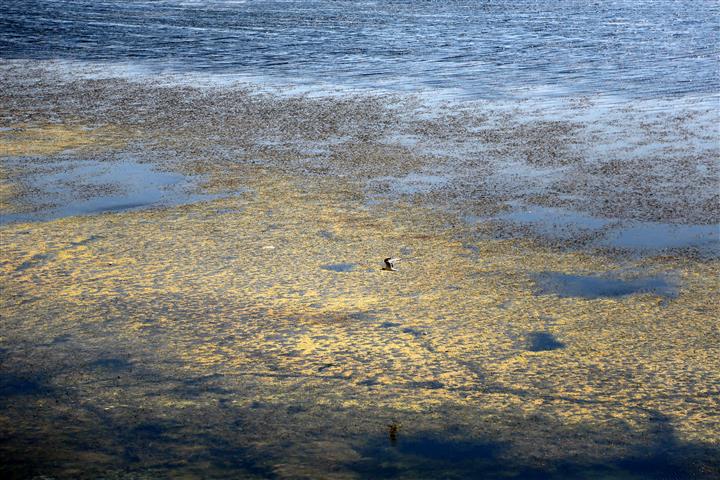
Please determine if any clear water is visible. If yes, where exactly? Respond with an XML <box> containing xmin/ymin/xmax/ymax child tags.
<box><xmin>1</xmin><ymin>0</ymin><xmax>718</xmax><ymax>99</ymax></box>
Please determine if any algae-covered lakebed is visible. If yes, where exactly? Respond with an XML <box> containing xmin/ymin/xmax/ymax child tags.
<box><xmin>1</xmin><ymin>67</ymin><xmax>719</xmax><ymax>479</ymax></box>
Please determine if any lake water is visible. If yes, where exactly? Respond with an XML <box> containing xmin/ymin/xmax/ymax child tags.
<box><xmin>1</xmin><ymin>6</ymin><xmax>719</xmax><ymax>476</ymax></box>
<box><xmin>1</xmin><ymin>0</ymin><xmax>718</xmax><ymax>99</ymax></box>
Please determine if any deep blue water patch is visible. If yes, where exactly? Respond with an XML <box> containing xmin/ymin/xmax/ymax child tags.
<box><xmin>533</xmin><ymin>272</ymin><xmax>678</xmax><ymax>299</ymax></box>
<box><xmin>525</xmin><ymin>332</ymin><xmax>565</xmax><ymax>352</ymax></box>
<box><xmin>0</xmin><ymin>374</ymin><xmax>48</xmax><ymax>397</ymax></box>
<box><xmin>318</xmin><ymin>230</ymin><xmax>337</xmax><ymax>240</ymax></box>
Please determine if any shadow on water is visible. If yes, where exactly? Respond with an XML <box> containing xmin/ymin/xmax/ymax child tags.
<box><xmin>1</xmin><ymin>362</ymin><xmax>718</xmax><ymax>479</ymax></box>
<box><xmin>532</xmin><ymin>272</ymin><xmax>678</xmax><ymax>299</ymax></box>
<box><xmin>350</xmin><ymin>412</ymin><xmax>719</xmax><ymax>480</ymax></box>
<box><xmin>0</xmin><ymin>373</ymin><xmax>49</xmax><ymax>397</ymax></box>
<box><xmin>350</xmin><ymin>433</ymin><xmax>508</xmax><ymax>479</ymax></box>
<box><xmin>86</xmin><ymin>357</ymin><xmax>133</xmax><ymax>372</ymax></box>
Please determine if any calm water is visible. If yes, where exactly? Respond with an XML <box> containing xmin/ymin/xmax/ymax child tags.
<box><xmin>1</xmin><ymin>0</ymin><xmax>718</xmax><ymax>98</ymax></box>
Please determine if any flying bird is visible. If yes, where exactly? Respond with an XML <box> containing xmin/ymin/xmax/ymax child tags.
<box><xmin>382</xmin><ymin>257</ymin><xmax>400</xmax><ymax>271</ymax></box>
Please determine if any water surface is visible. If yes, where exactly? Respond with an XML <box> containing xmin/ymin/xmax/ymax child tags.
<box><xmin>0</xmin><ymin>158</ymin><xmax>218</xmax><ymax>224</ymax></box>
<box><xmin>1</xmin><ymin>0</ymin><xmax>717</xmax><ymax>99</ymax></box>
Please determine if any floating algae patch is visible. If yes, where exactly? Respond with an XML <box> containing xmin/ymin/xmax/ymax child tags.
<box><xmin>1</xmin><ymin>157</ymin><xmax>220</xmax><ymax>224</ymax></box>
<box><xmin>533</xmin><ymin>272</ymin><xmax>678</xmax><ymax>299</ymax></box>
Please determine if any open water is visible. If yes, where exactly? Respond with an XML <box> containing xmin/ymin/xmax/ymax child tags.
<box><xmin>1</xmin><ymin>0</ymin><xmax>718</xmax><ymax>99</ymax></box>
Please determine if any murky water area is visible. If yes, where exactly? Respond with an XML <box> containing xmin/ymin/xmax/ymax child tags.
<box><xmin>1</xmin><ymin>1</ymin><xmax>719</xmax><ymax>478</ymax></box>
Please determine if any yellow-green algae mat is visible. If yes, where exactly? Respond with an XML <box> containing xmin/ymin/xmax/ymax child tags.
<box><xmin>1</xmin><ymin>165</ymin><xmax>719</xmax><ymax>478</ymax></box>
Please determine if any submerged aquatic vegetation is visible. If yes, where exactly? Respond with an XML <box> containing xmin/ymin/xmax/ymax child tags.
<box><xmin>0</xmin><ymin>67</ymin><xmax>718</xmax><ymax>477</ymax></box>
<box><xmin>1</xmin><ymin>157</ymin><xmax>718</xmax><ymax>477</ymax></box>
<box><xmin>0</xmin><ymin>123</ymin><xmax>125</xmax><ymax>157</ymax></box>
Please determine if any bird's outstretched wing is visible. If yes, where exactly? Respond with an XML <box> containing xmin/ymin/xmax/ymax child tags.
<box><xmin>385</xmin><ymin>257</ymin><xmax>401</xmax><ymax>267</ymax></box>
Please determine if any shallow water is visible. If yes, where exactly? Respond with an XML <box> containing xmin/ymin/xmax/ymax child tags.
<box><xmin>1</xmin><ymin>2</ymin><xmax>719</xmax><ymax>478</ymax></box>
<box><xmin>1</xmin><ymin>0</ymin><xmax>718</xmax><ymax>99</ymax></box>
<box><xmin>533</xmin><ymin>271</ymin><xmax>678</xmax><ymax>299</ymax></box>
<box><xmin>0</xmin><ymin>158</ymin><xmax>218</xmax><ymax>224</ymax></box>
<box><xmin>525</xmin><ymin>332</ymin><xmax>565</xmax><ymax>352</ymax></box>
<box><xmin>494</xmin><ymin>203</ymin><xmax>720</xmax><ymax>254</ymax></box>
<box><xmin>600</xmin><ymin>221</ymin><xmax>720</xmax><ymax>252</ymax></box>
<box><xmin>1</xmin><ymin>165</ymin><xmax>717</xmax><ymax>478</ymax></box>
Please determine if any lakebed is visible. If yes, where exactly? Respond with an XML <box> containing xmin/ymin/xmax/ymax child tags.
<box><xmin>1</xmin><ymin>64</ymin><xmax>719</xmax><ymax>478</ymax></box>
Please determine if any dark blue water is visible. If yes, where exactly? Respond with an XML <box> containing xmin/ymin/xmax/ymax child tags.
<box><xmin>1</xmin><ymin>0</ymin><xmax>718</xmax><ymax>98</ymax></box>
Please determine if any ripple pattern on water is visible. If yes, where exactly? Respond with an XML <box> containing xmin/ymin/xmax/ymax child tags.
<box><xmin>1</xmin><ymin>0</ymin><xmax>717</xmax><ymax>98</ymax></box>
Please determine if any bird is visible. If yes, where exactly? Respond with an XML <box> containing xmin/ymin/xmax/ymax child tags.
<box><xmin>382</xmin><ymin>257</ymin><xmax>400</xmax><ymax>271</ymax></box>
